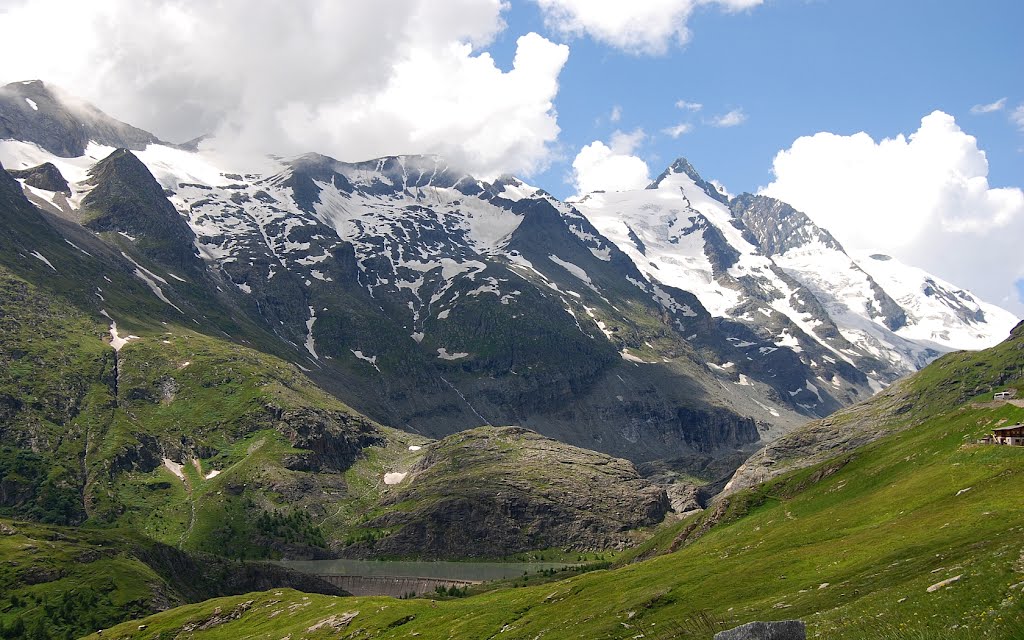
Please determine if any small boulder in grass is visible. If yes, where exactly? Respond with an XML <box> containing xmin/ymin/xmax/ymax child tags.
<box><xmin>927</xmin><ymin>574</ymin><xmax>962</xmax><ymax>592</ymax></box>
<box><xmin>714</xmin><ymin>620</ymin><xmax>806</xmax><ymax>640</ymax></box>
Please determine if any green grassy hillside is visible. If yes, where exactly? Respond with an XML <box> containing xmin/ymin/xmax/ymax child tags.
<box><xmin>0</xmin><ymin>261</ymin><xmax>667</xmax><ymax>562</ymax></box>
<box><xmin>0</xmin><ymin>519</ymin><xmax>347</xmax><ymax>640</ymax></box>
<box><xmin>92</xmin><ymin>326</ymin><xmax>1024</xmax><ymax>639</ymax></box>
<box><xmin>0</xmin><ymin>260</ymin><xmax>399</xmax><ymax>558</ymax></box>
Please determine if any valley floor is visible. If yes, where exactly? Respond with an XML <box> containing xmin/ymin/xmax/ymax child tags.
<box><xmin>85</xmin><ymin>383</ymin><xmax>1024</xmax><ymax>639</ymax></box>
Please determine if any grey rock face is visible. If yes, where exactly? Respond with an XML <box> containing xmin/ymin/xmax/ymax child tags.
<box><xmin>731</xmin><ymin>193</ymin><xmax>907</xmax><ymax>331</ymax></box>
<box><xmin>676</xmin><ymin>406</ymin><xmax>759</xmax><ymax>452</ymax></box>
<box><xmin>730</xmin><ymin>193</ymin><xmax>843</xmax><ymax>256</ymax></box>
<box><xmin>0</xmin><ymin>80</ymin><xmax>158</xmax><ymax>157</ymax></box>
<box><xmin>7</xmin><ymin>162</ymin><xmax>70</xmax><ymax>194</ymax></box>
<box><xmin>714</xmin><ymin>620</ymin><xmax>806</xmax><ymax>640</ymax></box>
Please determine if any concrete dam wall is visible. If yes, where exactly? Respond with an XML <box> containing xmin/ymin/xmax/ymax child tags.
<box><xmin>317</xmin><ymin>574</ymin><xmax>480</xmax><ymax>597</ymax></box>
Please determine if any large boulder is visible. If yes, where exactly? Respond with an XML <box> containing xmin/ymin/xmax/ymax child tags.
<box><xmin>714</xmin><ymin>620</ymin><xmax>806</xmax><ymax>640</ymax></box>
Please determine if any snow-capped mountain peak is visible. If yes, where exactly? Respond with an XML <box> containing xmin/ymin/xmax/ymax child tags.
<box><xmin>647</xmin><ymin>156</ymin><xmax>731</xmax><ymax>204</ymax></box>
<box><xmin>0</xmin><ymin>85</ymin><xmax>1017</xmax><ymax>468</ymax></box>
<box><xmin>856</xmin><ymin>252</ymin><xmax>1019</xmax><ymax>351</ymax></box>
<box><xmin>575</xmin><ymin>158</ymin><xmax>1017</xmax><ymax>382</ymax></box>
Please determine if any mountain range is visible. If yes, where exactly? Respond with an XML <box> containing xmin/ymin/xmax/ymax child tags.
<box><xmin>1</xmin><ymin>79</ymin><xmax>1014</xmax><ymax>475</ymax></box>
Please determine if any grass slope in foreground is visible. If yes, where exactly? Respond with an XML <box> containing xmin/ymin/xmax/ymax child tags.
<box><xmin>93</xmin><ymin>325</ymin><xmax>1024</xmax><ymax>639</ymax></box>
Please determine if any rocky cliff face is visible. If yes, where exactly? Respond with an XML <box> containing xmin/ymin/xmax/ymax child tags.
<box><xmin>729</xmin><ymin>193</ymin><xmax>844</xmax><ymax>257</ymax></box>
<box><xmin>0</xmin><ymin>80</ymin><xmax>158</xmax><ymax>157</ymax></box>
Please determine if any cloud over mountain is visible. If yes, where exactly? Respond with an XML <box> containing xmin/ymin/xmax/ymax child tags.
<box><xmin>763</xmin><ymin>111</ymin><xmax>1024</xmax><ymax>312</ymax></box>
<box><xmin>570</xmin><ymin>128</ymin><xmax>650</xmax><ymax>195</ymax></box>
<box><xmin>0</xmin><ymin>0</ymin><xmax>567</xmax><ymax>177</ymax></box>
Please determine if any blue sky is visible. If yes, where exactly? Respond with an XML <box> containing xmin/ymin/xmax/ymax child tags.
<box><xmin>490</xmin><ymin>0</ymin><xmax>1024</xmax><ymax>200</ymax></box>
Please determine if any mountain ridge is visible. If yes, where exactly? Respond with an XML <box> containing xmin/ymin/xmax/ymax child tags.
<box><xmin>0</xmin><ymin>80</ymin><xmax>1017</xmax><ymax>477</ymax></box>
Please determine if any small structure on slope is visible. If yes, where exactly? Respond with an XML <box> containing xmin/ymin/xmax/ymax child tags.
<box><xmin>991</xmin><ymin>424</ymin><xmax>1024</xmax><ymax>446</ymax></box>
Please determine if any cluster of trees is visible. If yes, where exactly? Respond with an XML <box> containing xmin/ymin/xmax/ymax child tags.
<box><xmin>0</xmin><ymin>447</ymin><xmax>83</xmax><ymax>526</ymax></box>
<box><xmin>434</xmin><ymin>584</ymin><xmax>469</xmax><ymax>598</ymax></box>
<box><xmin>1</xmin><ymin>587</ymin><xmax>144</xmax><ymax>640</ymax></box>
<box><xmin>254</xmin><ymin>509</ymin><xmax>326</xmax><ymax>548</ymax></box>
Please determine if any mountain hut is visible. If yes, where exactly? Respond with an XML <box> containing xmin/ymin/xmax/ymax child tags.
<box><xmin>991</xmin><ymin>424</ymin><xmax>1024</xmax><ymax>446</ymax></box>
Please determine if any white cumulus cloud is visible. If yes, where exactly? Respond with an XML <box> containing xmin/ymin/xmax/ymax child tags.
<box><xmin>970</xmin><ymin>98</ymin><xmax>1007</xmax><ymax>114</ymax></box>
<box><xmin>571</xmin><ymin>129</ymin><xmax>650</xmax><ymax>195</ymax></box>
<box><xmin>534</xmin><ymin>0</ymin><xmax>762</xmax><ymax>55</ymax></box>
<box><xmin>675</xmin><ymin>99</ymin><xmax>703</xmax><ymax>111</ymax></box>
<box><xmin>762</xmin><ymin>111</ymin><xmax>1024</xmax><ymax>314</ymax></box>
<box><xmin>0</xmin><ymin>0</ymin><xmax>568</xmax><ymax>178</ymax></box>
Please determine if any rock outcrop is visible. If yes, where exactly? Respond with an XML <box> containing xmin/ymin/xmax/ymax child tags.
<box><xmin>8</xmin><ymin>162</ymin><xmax>70</xmax><ymax>194</ymax></box>
<box><xmin>346</xmin><ymin>426</ymin><xmax>669</xmax><ymax>558</ymax></box>
<box><xmin>714</xmin><ymin>620</ymin><xmax>806</xmax><ymax>640</ymax></box>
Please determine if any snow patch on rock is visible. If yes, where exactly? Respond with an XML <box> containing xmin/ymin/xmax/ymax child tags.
<box><xmin>29</xmin><ymin>250</ymin><xmax>56</xmax><ymax>271</ymax></box>
<box><xmin>163</xmin><ymin>458</ymin><xmax>185</xmax><ymax>482</ymax></box>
